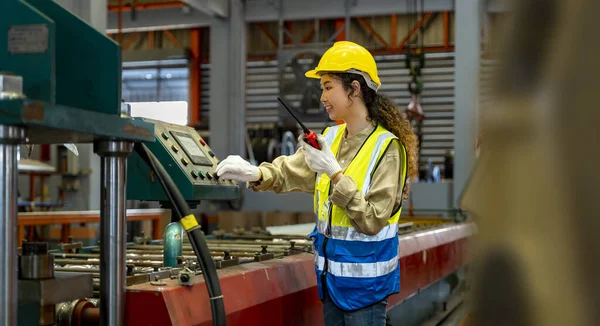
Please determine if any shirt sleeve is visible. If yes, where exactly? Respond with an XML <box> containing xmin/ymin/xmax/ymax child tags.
<box><xmin>248</xmin><ymin>147</ymin><xmax>316</xmax><ymax>194</ymax></box>
<box><xmin>329</xmin><ymin>140</ymin><xmax>404</xmax><ymax>236</ymax></box>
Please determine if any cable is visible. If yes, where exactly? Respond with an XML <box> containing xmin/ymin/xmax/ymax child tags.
<box><xmin>134</xmin><ymin>143</ymin><xmax>226</xmax><ymax>326</ymax></box>
<box><xmin>134</xmin><ymin>145</ymin><xmax>183</xmax><ymax>219</ymax></box>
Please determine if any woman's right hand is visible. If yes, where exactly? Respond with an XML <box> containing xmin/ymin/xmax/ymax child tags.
<box><xmin>215</xmin><ymin>155</ymin><xmax>261</xmax><ymax>182</ymax></box>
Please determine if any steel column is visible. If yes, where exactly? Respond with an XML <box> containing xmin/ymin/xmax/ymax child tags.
<box><xmin>210</xmin><ymin>0</ymin><xmax>247</xmax><ymax>158</ymax></box>
<box><xmin>94</xmin><ymin>140</ymin><xmax>133</xmax><ymax>326</ymax></box>
<box><xmin>453</xmin><ymin>0</ymin><xmax>481</xmax><ymax>205</ymax></box>
<box><xmin>189</xmin><ymin>28</ymin><xmax>202</xmax><ymax>126</ymax></box>
<box><xmin>0</xmin><ymin>126</ymin><xmax>25</xmax><ymax>326</ymax></box>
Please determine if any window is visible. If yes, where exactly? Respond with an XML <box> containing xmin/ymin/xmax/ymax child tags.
<box><xmin>128</xmin><ymin>101</ymin><xmax>188</xmax><ymax>126</ymax></box>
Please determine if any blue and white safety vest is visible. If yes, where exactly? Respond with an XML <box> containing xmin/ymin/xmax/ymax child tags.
<box><xmin>309</xmin><ymin>123</ymin><xmax>407</xmax><ymax>311</ymax></box>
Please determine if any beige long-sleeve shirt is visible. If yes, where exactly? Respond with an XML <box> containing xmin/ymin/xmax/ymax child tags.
<box><xmin>249</xmin><ymin>123</ymin><xmax>405</xmax><ymax>236</ymax></box>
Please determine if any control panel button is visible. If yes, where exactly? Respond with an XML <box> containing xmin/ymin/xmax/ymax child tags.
<box><xmin>214</xmin><ymin>174</ymin><xmax>220</xmax><ymax>181</ymax></box>
<box><xmin>171</xmin><ymin>145</ymin><xmax>180</xmax><ymax>153</ymax></box>
<box><xmin>206</xmin><ymin>172</ymin><xmax>213</xmax><ymax>180</ymax></box>
<box><xmin>208</xmin><ymin>151</ymin><xmax>215</xmax><ymax>157</ymax></box>
<box><xmin>190</xmin><ymin>170</ymin><xmax>199</xmax><ymax>179</ymax></box>
<box><xmin>199</xmin><ymin>139</ymin><xmax>206</xmax><ymax>146</ymax></box>
<box><xmin>181</xmin><ymin>157</ymin><xmax>189</xmax><ymax>166</ymax></box>
<box><xmin>161</xmin><ymin>132</ymin><xmax>169</xmax><ymax>140</ymax></box>
<box><xmin>198</xmin><ymin>171</ymin><xmax>206</xmax><ymax>179</ymax></box>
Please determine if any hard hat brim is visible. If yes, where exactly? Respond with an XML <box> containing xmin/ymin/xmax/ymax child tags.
<box><xmin>305</xmin><ymin>69</ymin><xmax>321</xmax><ymax>79</ymax></box>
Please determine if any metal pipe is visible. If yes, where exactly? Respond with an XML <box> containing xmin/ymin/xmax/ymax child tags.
<box><xmin>94</xmin><ymin>140</ymin><xmax>133</xmax><ymax>326</ymax></box>
<box><xmin>129</xmin><ymin>244</ymin><xmax>291</xmax><ymax>251</ymax></box>
<box><xmin>0</xmin><ymin>126</ymin><xmax>24</xmax><ymax>326</ymax></box>
<box><xmin>163</xmin><ymin>222</ymin><xmax>183</xmax><ymax>267</ymax></box>
<box><xmin>81</xmin><ymin>307</ymin><xmax>100</xmax><ymax>326</ymax></box>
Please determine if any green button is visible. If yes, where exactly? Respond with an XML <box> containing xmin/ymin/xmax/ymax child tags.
<box><xmin>191</xmin><ymin>171</ymin><xmax>199</xmax><ymax>179</ymax></box>
<box><xmin>161</xmin><ymin>132</ymin><xmax>169</xmax><ymax>140</ymax></box>
<box><xmin>198</xmin><ymin>171</ymin><xmax>206</xmax><ymax>179</ymax></box>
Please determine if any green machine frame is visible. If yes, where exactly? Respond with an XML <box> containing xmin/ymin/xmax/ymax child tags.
<box><xmin>0</xmin><ymin>1</ymin><xmax>237</xmax><ymax>325</ymax></box>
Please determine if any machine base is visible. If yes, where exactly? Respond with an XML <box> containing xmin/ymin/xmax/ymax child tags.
<box><xmin>125</xmin><ymin>223</ymin><xmax>474</xmax><ymax>326</ymax></box>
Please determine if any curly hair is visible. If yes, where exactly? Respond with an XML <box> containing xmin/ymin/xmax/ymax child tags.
<box><xmin>330</xmin><ymin>73</ymin><xmax>419</xmax><ymax>200</ymax></box>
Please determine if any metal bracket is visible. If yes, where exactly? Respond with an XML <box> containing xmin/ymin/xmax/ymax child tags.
<box><xmin>178</xmin><ymin>267</ymin><xmax>195</xmax><ymax>286</ymax></box>
<box><xmin>133</xmin><ymin>231</ymin><xmax>152</xmax><ymax>245</ymax></box>
<box><xmin>58</xmin><ymin>236</ymin><xmax>83</xmax><ymax>254</ymax></box>
<box><xmin>182</xmin><ymin>0</ymin><xmax>229</xmax><ymax>18</ymax></box>
<box><xmin>214</xmin><ymin>251</ymin><xmax>240</xmax><ymax>269</ymax></box>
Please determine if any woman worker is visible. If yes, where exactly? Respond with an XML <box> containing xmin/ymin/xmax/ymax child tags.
<box><xmin>215</xmin><ymin>41</ymin><xmax>418</xmax><ymax>326</ymax></box>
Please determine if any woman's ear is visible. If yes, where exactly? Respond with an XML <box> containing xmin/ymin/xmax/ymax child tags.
<box><xmin>351</xmin><ymin>80</ymin><xmax>361</xmax><ymax>97</ymax></box>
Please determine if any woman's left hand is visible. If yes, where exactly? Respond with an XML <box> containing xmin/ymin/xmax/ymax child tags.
<box><xmin>299</xmin><ymin>134</ymin><xmax>342</xmax><ymax>178</ymax></box>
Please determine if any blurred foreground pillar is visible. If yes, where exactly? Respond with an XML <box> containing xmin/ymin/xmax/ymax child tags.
<box><xmin>461</xmin><ymin>1</ymin><xmax>600</xmax><ymax>325</ymax></box>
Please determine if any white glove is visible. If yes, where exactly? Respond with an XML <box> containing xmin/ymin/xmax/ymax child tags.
<box><xmin>299</xmin><ymin>134</ymin><xmax>342</xmax><ymax>178</ymax></box>
<box><xmin>215</xmin><ymin>155</ymin><xmax>261</xmax><ymax>182</ymax></box>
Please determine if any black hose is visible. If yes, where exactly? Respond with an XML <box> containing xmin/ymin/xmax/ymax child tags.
<box><xmin>134</xmin><ymin>145</ymin><xmax>183</xmax><ymax>219</ymax></box>
<box><xmin>134</xmin><ymin>143</ymin><xmax>226</xmax><ymax>326</ymax></box>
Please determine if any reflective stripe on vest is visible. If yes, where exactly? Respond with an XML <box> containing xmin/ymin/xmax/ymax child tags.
<box><xmin>315</xmin><ymin>254</ymin><xmax>399</xmax><ymax>278</ymax></box>
<box><xmin>317</xmin><ymin>219</ymin><xmax>399</xmax><ymax>242</ymax></box>
<box><xmin>362</xmin><ymin>132</ymin><xmax>397</xmax><ymax>195</ymax></box>
<box><xmin>314</xmin><ymin>124</ymin><xmax>342</xmax><ymax>214</ymax></box>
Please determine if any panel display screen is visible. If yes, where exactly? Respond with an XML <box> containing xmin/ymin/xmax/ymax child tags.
<box><xmin>169</xmin><ymin>131</ymin><xmax>213</xmax><ymax>166</ymax></box>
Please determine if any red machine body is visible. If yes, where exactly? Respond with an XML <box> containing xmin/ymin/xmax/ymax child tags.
<box><xmin>125</xmin><ymin>223</ymin><xmax>475</xmax><ymax>326</ymax></box>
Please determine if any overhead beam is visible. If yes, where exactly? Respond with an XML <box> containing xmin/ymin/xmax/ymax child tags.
<box><xmin>106</xmin><ymin>0</ymin><xmax>509</xmax><ymax>34</ymax></box>
<box><xmin>356</xmin><ymin>17</ymin><xmax>389</xmax><ymax>48</ymax></box>
<box><xmin>108</xmin><ymin>2</ymin><xmax>184</xmax><ymax>12</ymax></box>
<box><xmin>255</xmin><ymin>23</ymin><xmax>278</xmax><ymax>47</ymax></box>
<box><xmin>106</xmin><ymin>7</ymin><xmax>212</xmax><ymax>33</ymax></box>
<box><xmin>245</xmin><ymin>0</ymin><xmax>454</xmax><ymax>22</ymax></box>
<box><xmin>182</xmin><ymin>0</ymin><xmax>228</xmax><ymax>18</ymax></box>
<box><xmin>398</xmin><ymin>12</ymin><xmax>433</xmax><ymax>49</ymax></box>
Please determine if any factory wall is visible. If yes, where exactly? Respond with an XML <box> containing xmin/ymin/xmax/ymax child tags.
<box><xmin>27</xmin><ymin>10</ymin><xmax>501</xmax><ymax>213</ymax></box>
<box><xmin>246</xmin><ymin>14</ymin><xmax>455</xmax><ymax>53</ymax></box>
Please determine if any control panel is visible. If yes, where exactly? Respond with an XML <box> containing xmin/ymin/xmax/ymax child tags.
<box><xmin>127</xmin><ymin>119</ymin><xmax>239</xmax><ymax>203</ymax></box>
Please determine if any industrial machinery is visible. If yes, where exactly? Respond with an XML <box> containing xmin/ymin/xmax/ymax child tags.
<box><xmin>126</xmin><ymin>118</ymin><xmax>239</xmax><ymax>207</ymax></box>
<box><xmin>1</xmin><ymin>0</ymin><xmax>151</xmax><ymax>325</ymax></box>
<box><xmin>43</xmin><ymin>219</ymin><xmax>474</xmax><ymax>326</ymax></box>
<box><xmin>278</xmin><ymin>48</ymin><xmax>328</xmax><ymax>123</ymax></box>
<box><xmin>0</xmin><ymin>0</ymin><xmax>238</xmax><ymax>325</ymax></box>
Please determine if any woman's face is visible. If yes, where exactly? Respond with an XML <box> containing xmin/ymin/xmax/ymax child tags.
<box><xmin>320</xmin><ymin>75</ymin><xmax>352</xmax><ymax>121</ymax></box>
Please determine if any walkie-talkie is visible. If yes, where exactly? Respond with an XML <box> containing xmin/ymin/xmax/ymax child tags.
<box><xmin>277</xmin><ymin>97</ymin><xmax>321</xmax><ymax>150</ymax></box>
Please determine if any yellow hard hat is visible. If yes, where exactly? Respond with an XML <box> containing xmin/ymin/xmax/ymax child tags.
<box><xmin>305</xmin><ymin>41</ymin><xmax>381</xmax><ymax>91</ymax></box>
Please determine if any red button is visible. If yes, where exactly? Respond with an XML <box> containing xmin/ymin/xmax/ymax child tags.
<box><xmin>199</xmin><ymin>139</ymin><xmax>206</xmax><ymax>146</ymax></box>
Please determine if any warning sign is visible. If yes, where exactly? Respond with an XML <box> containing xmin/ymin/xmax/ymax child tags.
<box><xmin>8</xmin><ymin>24</ymin><xmax>48</xmax><ymax>54</ymax></box>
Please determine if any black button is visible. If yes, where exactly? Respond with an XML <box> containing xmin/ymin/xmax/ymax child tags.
<box><xmin>206</xmin><ymin>172</ymin><xmax>213</xmax><ymax>180</ymax></box>
<box><xmin>208</xmin><ymin>151</ymin><xmax>215</xmax><ymax>157</ymax></box>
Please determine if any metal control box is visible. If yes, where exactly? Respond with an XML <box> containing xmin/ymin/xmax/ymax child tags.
<box><xmin>127</xmin><ymin>118</ymin><xmax>239</xmax><ymax>203</ymax></box>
